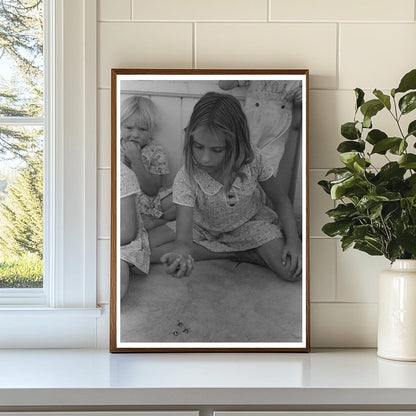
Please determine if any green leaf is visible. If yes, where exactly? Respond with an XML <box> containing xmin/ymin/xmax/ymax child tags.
<box><xmin>399</xmin><ymin>139</ymin><xmax>407</xmax><ymax>154</ymax></box>
<box><xmin>360</xmin><ymin>99</ymin><xmax>384</xmax><ymax>119</ymax></box>
<box><xmin>389</xmin><ymin>139</ymin><xmax>408</xmax><ymax>155</ymax></box>
<box><xmin>330</xmin><ymin>176</ymin><xmax>355</xmax><ymax>199</ymax></box>
<box><xmin>399</xmin><ymin>92</ymin><xmax>416</xmax><ymax>115</ymax></box>
<box><xmin>355</xmin><ymin>88</ymin><xmax>365</xmax><ymax>110</ymax></box>
<box><xmin>369</xmin><ymin>203</ymin><xmax>383</xmax><ymax>220</ymax></box>
<box><xmin>398</xmin><ymin>227</ymin><xmax>416</xmax><ymax>255</ymax></box>
<box><xmin>354</xmin><ymin>241</ymin><xmax>383</xmax><ymax>256</ymax></box>
<box><xmin>395</xmin><ymin>69</ymin><xmax>416</xmax><ymax>94</ymax></box>
<box><xmin>326</xmin><ymin>203</ymin><xmax>357</xmax><ymax>220</ymax></box>
<box><xmin>341</xmin><ymin>122</ymin><xmax>360</xmax><ymax>140</ymax></box>
<box><xmin>341</xmin><ymin>235</ymin><xmax>355</xmax><ymax>251</ymax></box>
<box><xmin>353</xmin><ymin>224</ymin><xmax>374</xmax><ymax>240</ymax></box>
<box><xmin>407</xmin><ymin>120</ymin><xmax>416</xmax><ymax>137</ymax></box>
<box><xmin>363</xmin><ymin>115</ymin><xmax>372</xmax><ymax>129</ymax></box>
<box><xmin>386</xmin><ymin>240</ymin><xmax>403</xmax><ymax>262</ymax></box>
<box><xmin>357</xmin><ymin>195</ymin><xmax>389</xmax><ymax>213</ymax></box>
<box><xmin>322</xmin><ymin>221</ymin><xmax>351</xmax><ymax>237</ymax></box>
<box><xmin>399</xmin><ymin>154</ymin><xmax>416</xmax><ymax>169</ymax></box>
<box><xmin>366</xmin><ymin>129</ymin><xmax>387</xmax><ymax>145</ymax></box>
<box><xmin>373</xmin><ymin>89</ymin><xmax>391</xmax><ymax>110</ymax></box>
<box><xmin>353</xmin><ymin>158</ymin><xmax>367</xmax><ymax>174</ymax></box>
<box><xmin>338</xmin><ymin>152</ymin><xmax>368</xmax><ymax>168</ymax></box>
<box><xmin>371</xmin><ymin>137</ymin><xmax>402</xmax><ymax>155</ymax></box>
<box><xmin>339</xmin><ymin>152</ymin><xmax>359</xmax><ymax>166</ymax></box>
<box><xmin>378</xmin><ymin>162</ymin><xmax>406</xmax><ymax>181</ymax></box>
<box><xmin>318</xmin><ymin>180</ymin><xmax>331</xmax><ymax>194</ymax></box>
<box><xmin>337</xmin><ymin>140</ymin><xmax>365</xmax><ymax>153</ymax></box>
<box><xmin>325</xmin><ymin>167</ymin><xmax>352</xmax><ymax>176</ymax></box>
<box><xmin>330</xmin><ymin>175</ymin><xmax>368</xmax><ymax>200</ymax></box>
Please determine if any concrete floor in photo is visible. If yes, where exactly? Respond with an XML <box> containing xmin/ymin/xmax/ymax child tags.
<box><xmin>120</xmin><ymin>259</ymin><xmax>302</xmax><ymax>343</ymax></box>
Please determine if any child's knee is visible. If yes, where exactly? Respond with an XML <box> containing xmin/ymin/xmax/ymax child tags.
<box><xmin>268</xmin><ymin>257</ymin><xmax>296</xmax><ymax>282</ymax></box>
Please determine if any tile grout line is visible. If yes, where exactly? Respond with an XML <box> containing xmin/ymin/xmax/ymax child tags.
<box><xmin>333</xmin><ymin>229</ymin><xmax>339</xmax><ymax>302</ymax></box>
<box><xmin>193</xmin><ymin>22</ymin><xmax>197</xmax><ymax>69</ymax></box>
<box><xmin>336</xmin><ymin>22</ymin><xmax>341</xmax><ymax>90</ymax></box>
<box><xmin>98</xmin><ymin>19</ymin><xmax>415</xmax><ymax>24</ymax></box>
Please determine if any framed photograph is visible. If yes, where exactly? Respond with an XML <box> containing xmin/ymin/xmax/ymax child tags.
<box><xmin>110</xmin><ymin>69</ymin><xmax>310</xmax><ymax>352</ymax></box>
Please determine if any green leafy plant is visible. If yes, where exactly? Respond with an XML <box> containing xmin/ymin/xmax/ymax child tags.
<box><xmin>319</xmin><ymin>69</ymin><xmax>416</xmax><ymax>262</ymax></box>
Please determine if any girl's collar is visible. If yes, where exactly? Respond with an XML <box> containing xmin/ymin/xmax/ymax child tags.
<box><xmin>194</xmin><ymin>167</ymin><xmax>247</xmax><ymax>195</ymax></box>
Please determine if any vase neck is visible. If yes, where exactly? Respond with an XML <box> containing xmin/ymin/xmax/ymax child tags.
<box><xmin>391</xmin><ymin>260</ymin><xmax>416</xmax><ymax>270</ymax></box>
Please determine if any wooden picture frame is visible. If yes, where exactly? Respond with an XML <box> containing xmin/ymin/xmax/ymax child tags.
<box><xmin>110</xmin><ymin>69</ymin><xmax>310</xmax><ymax>352</ymax></box>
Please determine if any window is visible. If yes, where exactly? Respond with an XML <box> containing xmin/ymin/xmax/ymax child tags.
<box><xmin>0</xmin><ymin>0</ymin><xmax>100</xmax><ymax>348</ymax></box>
<box><xmin>0</xmin><ymin>0</ymin><xmax>44</xmax><ymax>293</ymax></box>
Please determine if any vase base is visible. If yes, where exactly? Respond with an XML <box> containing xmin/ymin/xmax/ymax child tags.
<box><xmin>377</xmin><ymin>351</ymin><xmax>416</xmax><ymax>362</ymax></box>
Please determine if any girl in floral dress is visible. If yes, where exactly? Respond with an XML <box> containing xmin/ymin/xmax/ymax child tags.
<box><xmin>121</xmin><ymin>95</ymin><xmax>175</xmax><ymax>229</ymax></box>
<box><xmin>120</xmin><ymin>163</ymin><xmax>150</xmax><ymax>299</ymax></box>
<box><xmin>147</xmin><ymin>92</ymin><xmax>302</xmax><ymax>282</ymax></box>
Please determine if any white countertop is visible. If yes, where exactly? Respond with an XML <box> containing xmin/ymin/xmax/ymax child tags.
<box><xmin>1</xmin><ymin>348</ymin><xmax>416</xmax><ymax>408</ymax></box>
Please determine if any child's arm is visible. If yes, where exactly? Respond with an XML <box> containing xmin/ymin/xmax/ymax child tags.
<box><xmin>160</xmin><ymin>204</ymin><xmax>194</xmax><ymax>277</ymax></box>
<box><xmin>260</xmin><ymin>176</ymin><xmax>302</xmax><ymax>277</ymax></box>
<box><xmin>120</xmin><ymin>195</ymin><xmax>137</xmax><ymax>246</ymax></box>
<box><xmin>218</xmin><ymin>80</ymin><xmax>251</xmax><ymax>90</ymax></box>
<box><xmin>124</xmin><ymin>141</ymin><xmax>161</xmax><ymax>196</ymax></box>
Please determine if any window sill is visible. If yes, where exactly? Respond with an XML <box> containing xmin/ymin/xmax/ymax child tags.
<box><xmin>0</xmin><ymin>349</ymin><xmax>415</xmax><ymax>410</ymax></box>
<box><xmin>0</xmin><ymin>307</ymin><xmax>103</xmax><ymax>348</ymax></box>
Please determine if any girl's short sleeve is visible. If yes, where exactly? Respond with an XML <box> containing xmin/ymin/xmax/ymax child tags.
<box><xmin>120</xmin><ymin>163</ymin><xmax>140</xmax><ymax>198</ymax></box>
<box><xmin>148</xmin><ymin>144</ymin><xmax>169</xmax><ymax>175</ymax></box>
<box><xmin>255</xmin><ymin>149</ymin><xmax>274</xmax><ymax>182</ymax></box>
<box><xmin>172</xmin><ymin>166</ymin><xmax>195</xmax><ymax>207</ymax></box>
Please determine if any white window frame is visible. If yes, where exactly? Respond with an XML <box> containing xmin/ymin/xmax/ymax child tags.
<box><xmin>0</xmin><ymin>0</ymin><xmax>101</xmax><ymax>348</ymax></box>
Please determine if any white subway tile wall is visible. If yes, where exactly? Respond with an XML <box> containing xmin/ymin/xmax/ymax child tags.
<box><xmin>97</xmin><ymin>0</ymin><xmax>416</xmax><ymax>347</ymax></box>
<box><xmin>270</xmin><ymin>0</ymin><xmax>414</xmax><ymax>22</ymax></box>
<box><xmin>196</xmin><ymin>23</ymin><xmax>338</xmax><ymax>89</ymax></box>
<box><xmin>132</xmin><ymin>0</ymin><xmax>269</xmax><ymax>21</ymax></box>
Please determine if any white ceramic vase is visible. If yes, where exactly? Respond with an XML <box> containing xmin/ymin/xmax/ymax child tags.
<box><xmin>378</xmin><ymin>259</ymin><xmax>416</xmax><ymax>361</ymax></box>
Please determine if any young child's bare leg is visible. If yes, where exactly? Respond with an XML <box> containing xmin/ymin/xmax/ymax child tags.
<box><xmin>147</xmin><ymin>225</ymin><xmax>176</xmax><ymax>262</ymax></box>
<box><xmin>120</xmin><ymin>260</ymin><xmax>130</xmax><ymax>299</ymax></box>
<box><xmin>255</xmin><ymin>238</ymin><xmax>302</xmax><ymax>281</ymax></box>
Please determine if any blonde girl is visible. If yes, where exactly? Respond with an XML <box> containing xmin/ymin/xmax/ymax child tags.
<box><xmin>121</xmin><ymin>95</ymin><xmax>175</xmax><ymax>228</ymax></box>
<box><xmin>148</xmin><ymin>92</ymin><xmax>302</xmax><ymax>281</ymax></box>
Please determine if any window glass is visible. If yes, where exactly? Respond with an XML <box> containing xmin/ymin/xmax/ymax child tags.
<box><xmin>0</xmin><ymin>0</ymin><xmax>44</xmax><ymax>289</ymax></box>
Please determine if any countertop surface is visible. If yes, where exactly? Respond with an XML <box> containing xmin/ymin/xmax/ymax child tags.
<box><xmin>1</xmin><ymin>348</ymin><xmax>416</xmax><ymax>407</ymax></box>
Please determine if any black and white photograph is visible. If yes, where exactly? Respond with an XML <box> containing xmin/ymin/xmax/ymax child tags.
<box><xmin>110</xmin><ymin>69</ymin><xmax>309</xmax><ymax>352</ymax></box>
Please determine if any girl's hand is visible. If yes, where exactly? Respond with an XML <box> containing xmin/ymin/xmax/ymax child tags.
<box><xmin>160</xmin><ymin>252</ymin><xmax>194</xmax><ymax>278</ymax></box>
<box><xmin>282</xmin><ymin>238</ymin><xmax>302</xmax><ymax>280</ymax></box>
<box><xmin>123</xmin><ymin>140</ymin><xmax>142</xmax><ymax>165</ymax></box>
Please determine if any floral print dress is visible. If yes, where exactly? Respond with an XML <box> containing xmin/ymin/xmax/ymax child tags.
<box><xmin>136</xmin><ymin>138</ymin><xmax>171</xmax><ymax>218</ymax></box>
<box><xmin>167</xmin><ymin>150</ymin><xmax>283</xmax><ymax>253</ymax></box>
<box><xmin>120</xmin><ymin>163</ymin><xmax>150</xmax><ymax>274</ymax></box>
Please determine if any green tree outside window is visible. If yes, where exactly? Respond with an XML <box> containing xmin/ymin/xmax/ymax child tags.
<box><xmin>0</xmin><ymin>0</ymin><xmax>44</xmax><ymax>288</ymax></box>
